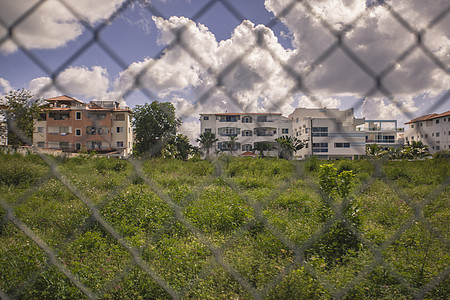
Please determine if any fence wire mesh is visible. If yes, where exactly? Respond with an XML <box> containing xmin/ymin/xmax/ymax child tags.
<box><xmin>0</xmin><ymin>0</ymin><xmax>449</xmax><ymax>299</ymax></box>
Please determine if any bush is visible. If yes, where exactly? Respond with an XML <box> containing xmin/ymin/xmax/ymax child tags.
<box><xmin>0</xmin><ymin>154</ymin><xmax>47</xmax><ymax>186</ymax></box>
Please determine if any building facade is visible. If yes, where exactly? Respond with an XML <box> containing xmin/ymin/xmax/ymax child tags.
<box><xmin>404</xmin><ymin>111</ymin><xmax>450</xmax><ymax>154</ymax></box>
<box><xmin>199</xmin><ymin>113</ymin><xmax>292</xmax><ymax>156</ymax></box>
<box><xmin>357</xmin><ymin>120</ymin><xmax>404</xmax><ymax>149</ymax></box>
<box><xmin>289</xmin><ymin>108</ymin><xmax>366</xmax><ymax>160</ymax></box>
<box><xmin>33</xmin><ymin>95</ymin><xmax>133</xmax><ymax>157</ymax></box>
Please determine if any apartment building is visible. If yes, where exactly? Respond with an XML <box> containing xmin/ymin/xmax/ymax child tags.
<box><xmin>199</xmin><ymin>113</ymin><xmax>292</xmax><ymax>156</ymax></box>
<box><xmin>289</xmin><ymin>108</ymin><xmax>366</xmax><ymax>160</ymax></box>
<box><xmin>0</xmin><ymin>104</ymin><xmax>6</xmax><ymax>146</ymax></box>
<box><xmin>33</xmin><ymin>95</ymin><xmax>133</xmax><ymax>157</ymax></box>
<box><xmin>404</xmin><ymin>110</ymin><xmax>450</xmax><ymax>154</ymax></box>
<box><xmin>357</xmin><ymin>120</ymin><xmax>404</xmax><ymax>149</ymax></box>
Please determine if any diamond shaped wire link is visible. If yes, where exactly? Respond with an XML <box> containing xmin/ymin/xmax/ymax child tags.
<box><xmin>0</xmin><ymin>0</ymin><xmax>449</xmax><ymax>298</ymax></box>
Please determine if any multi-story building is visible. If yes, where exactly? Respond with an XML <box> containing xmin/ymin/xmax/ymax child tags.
<box><xmin>357</xmin><ymin>120</ymin><xmax>404</xmax><ymax>149</ymax></box>
<box><xmin>289</xmin><ymin>108</ymin><xmax>366</xmax><ymax>160</ymax></box>
<box><xmin>199</xmin><ymin>113</ymin><xmax>292</xmax><ymax>156</ymax></box>
<box><xmin>404</xmin><ymin>111</ymin><xmax>450</xmax><ymax>154</ymax></box>
<box><xmin>33</xmin><ymin>95</ymin><xmax>133</xmax><ymax>157</ymax></box>
<box><xmin>0</xmin><ymin>104</ymin><xmax>6</xmax><ymax>146</ymax></box>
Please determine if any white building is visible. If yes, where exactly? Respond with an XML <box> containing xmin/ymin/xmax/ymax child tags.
<box><xmin>289</xmin><ymin>108</ymin><xmax>366</xmax><ymax>160</ymax></box>
<box><xmin>404</xmin><ymin>111</ymin><xmax>450</xmax><ymax>154</ymax></box>
<box><xmin>357</xmin><ymin>120</ymin><xmax>404</xmax><ymax>149</ymax></box>
<box><xmin>0</xmin><ymin>104</ymin><xmax>7</xmax><ymax>146</ymax></box>
<box><xmin>199</xmin><ymin>113</ymin><xmax>292</xmax><ymax>156</ymax></box>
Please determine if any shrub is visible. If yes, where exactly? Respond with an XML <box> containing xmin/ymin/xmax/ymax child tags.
<box><xmin>0</xmin><ymin>154</ymin><xmax>47</xmax><ymax>186</ymax></box>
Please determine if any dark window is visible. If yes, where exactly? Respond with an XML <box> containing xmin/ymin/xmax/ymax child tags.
<box><xmin>116</xmin><ymin>141</ymin><xmax>124</xmax><ymax>147</ymax></box>
<box><xmin>312</xmin><ymin>127</ymin><xmax>328</xmax><ymax>137</ymax></box>
<box><xmin>436</xmin><ymin>132</ymin><xmax>440</xmax><ymax>137</ymax></box>
<box><xmin>76</xmin><ymin>111</ymin><xmax>82</xmax><ymax>120</ymax></box>
<box><xmin>436</xmin><ymin>119</ymin><xmax>439</xmax><ymax>124</ymax></box>
<box><xmin>335</xmin><ymin>143</ymin><xmax>350</xmax><ymax>148</ymax></box>
<box><xmin>115</xmin><ymin>113</ymin><xmax>125</xmax><ymax>121</ymax></box>
<box><xmin>116</xmin><ymin>127</ymin><xmax>123</xmax><ymax>133</ymax></box>
<box><xmin>282</xmin><ymin>128</ymin><xmax>289</xmax><ymax>134</ymax></box>
<box><xmin>204</xmin><ymin>128</ymin><xmax>211</xmax><ymax>133</ymax></box>
<box><xmin>75</xmin><ymin>143</ymin><xmax>81</xmax><ymax>150</ymax></box>
<box><xmin>203</xmin><ymin>116</ymin><xmax>209</xmax><ymax>120</ymax></box>
<box><xmin>242</xmin><ymin>116</ymin><xmax>252</xmax><ymax>123</ymax></box>
<box><xmin>75</xmin><ymin>129</ymin><xmax>81</xmax><ymax>136</ymax></box>
<box><xmin>313</xmin><ymin>143</ymin><xmax>328</xmax><ymax>152</ymax></box>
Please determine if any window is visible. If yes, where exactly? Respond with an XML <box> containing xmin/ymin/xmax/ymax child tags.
<box><xmin>420</xmin><ymin>123</ymin><xmax>423</xmax><ymax>127</ymax></box>
<box><xmin>242</xmin><ymin>116</ymin><xmax>252</xmax><ymax>123</ymax></box>
<box><xmin>218</xmin><ymin>127</ymin><xmax>240</xmax><ymax>136</ymax></box>
<box><xmin>59</xmin><ymin>142</ymin><xmax>69</xmax><ymax>149</ymax></box>
<box><xmin>88</xmin><ymin>113</ymin><xmax>106</xmax><ymax>120</ymax></box>
<box><xmin>436</xmin><ymin>132</ymin><xmax>440</xmax><ymax>137</ymax></box>
<box><xmin>312</xmin><ymin>127</ymin><xmax>328</xmax><ymax>137</ymax></box>
<box><xmin>37</xmin><ymin>141</ymin><xmax>45</xmax><ymax>148</ymax></box>
<box><xmin>76</xmin><ymin>111</ymin><xmax>82</xmax><ymax>120</ymax></box>
<box><xmin>116</xmin><ymin>127</ymin><xmax>124</xmax><ymax>133</ymax></box>
<box><xmin>382</xmin><ymin>135</ymin><xmax>395</xmax><ymax>143</ymax></box>
<box><xmin>334</xmin><ymin>143</ymin><xmax>350</xmax><ymax>148</ymax></box>
<box><xmin>411</xmin><ymin>124</ymin><xmax>414</xmax><ymax>128</ymax></box>
<box><xmin>282</xmin><ymin>128</ymin><xmax>289</xmax><ymax>134</ymax></box>
<box><xmin>37</xmin><ymin>127</ymin><xmax>44</xmax><ymax>133</ymax></box>
<box><xmin>75</xmin><ymin>143</ymin><xmax>81</xmax><ymax>150</ymax></box>
<box><xmin>116</xmin><ymin>141</ymin><xmax>124</xmax><ymax>148</ymax></box>
<box><xmin>115</xmin><ymin>113</ymin><xmax>125</xmax><ymax>121</ymax></box>
<box><xmin>203</xmin><ymin>116</ymin><xmax>209</xmax><ymax>120</ymax></box>
<box><xmin>75</xmin><ymin>129</ymin><xmax>81</xmax><ymax>136</ymax></box>
<box><xmin>59</xmin><ymin>127</ymin><xmax>70</xmax><ymax>134</ymax></box>
<box><xmin>313</xmin><ymin>143</ymin><xmax>328</xmax><ymax>153</ymax></box>
<box><xmin>38</xmin><ymin>113</ymin><xmax>46</xmax><ymax>121</ymax></box>
<box><xmin>242</xmin><ymin>130</ymin><xmax>252</xmax><ymax>137</ymax></box>
<box><xmin>204</xmin><ymin>128</ymin><xmax>211</xmax><ymax>133</ymax></box>
<box><xmin>425</xmin><ymin>134</ymin><xmax>428</xmax><ymax>138</ymax></box>
<box><xmin>242</xmin><ymin>144</ymin><xmax>252</xmax><ymax>151</ymax></box>
<box><xmin>432</xmin><ymin>133</ymin><xmax>434</xmax><ymax>137</ymax></box>
<box><xmin>296</xmin><ymin>118</ymin><xmax>299</xmax><ymax>123</ymax></box>
<box><xmin>436</xmin><ymin>119</ymin><xmax>439</xmax><ymax>124</ymax></box>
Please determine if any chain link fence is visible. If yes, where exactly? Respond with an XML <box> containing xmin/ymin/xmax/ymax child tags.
<box><xmin>0</xmin><ymin>0</ymin><xmax>449</xmax><ymax>299</ymax></box>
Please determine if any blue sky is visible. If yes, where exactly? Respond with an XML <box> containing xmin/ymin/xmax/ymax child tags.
<box><xmin>0</xmin><ymin>0</ymin><xmax>449</xmax><ymax>142</ymax></box>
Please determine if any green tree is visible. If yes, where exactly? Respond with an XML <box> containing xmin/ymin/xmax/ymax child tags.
<box><xmin>132</xmin><ymin>101</ymin><xmax>181</xmax><ymax>157</ymax></box>
<box><xmin>254</xmin><ymin>142</ymin><xmax>272</xmax><ymax>158</ymax></box>
<box><xmin>365</xmin><ymin>143</ymin><xmax>386</xmax><ymax>158</ymax></box>
<box><xmin>1</xmin><ymin>89</ymin><xmax>40</xmax><ymax>146</ymax></box>
<box><xmin>196</xmin><ymin>132</ymin><xmax>218</xmax><ymax>158</ymax></box>
<box><xmin>227</xmin><ymin>135</ymin><xmax>239</xmax><ymax>155</ymax></box>
<box><xmin>166</xmin><ymin>134</ymin><xmax>193</xmax><ymax>161</ymax></box>
<box><xmin>275</xmin><ymin>135</ymin><xmax>304</xmax><ymax>160</ymax></box>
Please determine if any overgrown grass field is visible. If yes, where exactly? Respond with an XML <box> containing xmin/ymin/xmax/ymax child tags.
<box><xmin>0</xmin><ymin>152</ymin><xmax>448</xmax><ymax>299</ymax></box>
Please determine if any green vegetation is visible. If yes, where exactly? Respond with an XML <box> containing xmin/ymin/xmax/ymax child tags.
<box><xmin>0</xmin><ymin>153</ymin><xmax>448</xmax><ymax>299</ymax></box>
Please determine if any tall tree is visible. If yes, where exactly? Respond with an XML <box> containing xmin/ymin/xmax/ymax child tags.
<box><xmin>168</xmin><ymin>134</ymin><xmax>193</xmax><ymax>161</ymax></box>
<box><xmin>1</xmin><ymin>89</ymin><xmax>40</xmax><ymax>146</ymax></box>
<box><xmin>275</xmin><ymin>135</ymin><xmax>304</xmax><ymax>160</ymax></box>
<box><xmin>133</xmin><ymin>101</ymin><xmax>181</xmax><ymax>157</ymax></box>
<box><xmin>196</xmin><ymin>131</ymin><xmax>218</xmax><ymax>158</ymax></box>
<box><xmin>227</xmin><ymin>135</ymin><xmax>239</xmax><ymax>155</ymax></box>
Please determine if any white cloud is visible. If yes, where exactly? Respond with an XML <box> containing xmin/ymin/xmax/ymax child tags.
<box><xmin>0</xmin><ymin>0</ymin><xmax>126</xmax><ymax>54</ymax></box>
<box><xmin>0</xmin><ymin>78</ymin><xmax>12</xmax><ymax>96</ymax></box>
<box><xmin>265</xmin><ymin>0</ymin><xmax>449</xmax><ymax>99</ymax></box>
<box><xmin>361</xmin><ymin>96</ymin><xmax>419</xmax><ymax>124</ymax></box>
<box><xmin>28</xmin><ymin>66</ymin><xmax>111</xmax><ymax>100</ymax></box>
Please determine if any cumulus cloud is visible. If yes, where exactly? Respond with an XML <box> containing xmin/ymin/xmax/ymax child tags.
<box><xmin>265</xmin><ymin>0</ymin><xmax>449</xmax><ymax>118</ymax></box>
<box><xmin>0</xmin><ymin>78</ymin><xmax>12</xmax><ymax>96</ymax></box>
<box><xmin>0</xmin><ymin>0</ymin><xmax>125</xmax><ymax>53</ymax></box>
<box><xmin>28</xmin><ymin>66</ymin><xmax>110</xmax><ymax>100</ymax></box>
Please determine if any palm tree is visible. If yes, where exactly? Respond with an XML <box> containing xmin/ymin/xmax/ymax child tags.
<box><xmin>228</xmin><ymin>135</ymin><xmax>238</xmax><ymax>155</ymax></box>
<box><xmin>196</xmin><ymin>132</ymin><xmax>218</xmax><ymax>158</ymax></box>
<box><xmin>366</xmin><ymin>143</ymin><xmax>385</xmax><ymax>158</ymax></box>
<box><xmin>275</xmin><ymin>135</ymin><xmax>304</xmax><ymax>160</ymax></box>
